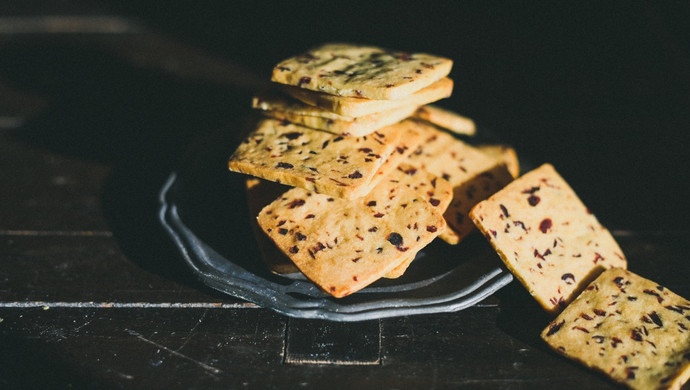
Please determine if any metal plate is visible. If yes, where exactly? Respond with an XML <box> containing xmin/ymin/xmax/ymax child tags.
<box><xmin>157</xmin><ymin>125</ymin><xmax>514</xmax><ymax>321</ymax></box>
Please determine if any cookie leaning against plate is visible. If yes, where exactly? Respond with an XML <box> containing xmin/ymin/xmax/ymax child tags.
<box><xmin>284</xmin><ymin>77</ymin><xmax>453</xmax><ymax>118</ymax></box>
<box><xmin>257</xmin><ymin>168</ymin><xmax>446</xmax><ymax>298</ymax></box>
<box><xmin>228</xmin><ymin>118</ymin><xmax>407</xmax><ymax>199</ymax></box>
<box><xmin>469</xmin><ymin>163</ymin><xmax>627</xmax><ymax>314</ymax></box>
<box><xmin>541</xmin><ymin>268</ymin><xmax>690</xmax><ymax>390</ymax></box>
<box><xmin>271</xmin><ymin>43</ymin><xmax>453</xmax><ymax>100</ymax></box>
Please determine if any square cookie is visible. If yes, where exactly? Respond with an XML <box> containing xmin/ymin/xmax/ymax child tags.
<box><xmin>228</xmin><ymin>118</ymin><xmax>407</xmax><ymax>199</ymax></box>
<box><xmin>541</xmin><ymin>268</ymin><xmax>690</xmax><ymax>390</ymax></box>
<box><xmin>257</xmin><ymin>168</ymin><xmax>446</xmax><ymax>298</ymax></box>
<box><xmin>469</xmin><ymin>163</ymin><xmax>627</xmax><ymax>314</ymax></box>
<box><xmin>271</xmin><ymin>43</ymin><xmax>453</xmax><ymax>100</ymax></box>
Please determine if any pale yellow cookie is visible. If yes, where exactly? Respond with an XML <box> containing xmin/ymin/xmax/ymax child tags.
<box><xmin>271</xmin><ymin>43</ymin><xmax>453</xmax><ymax>100</ymax></box>
<box><xmin>228</xmin><ymin>118</ymin><xmax>409</xmax><ymax>199</ymax></box>
<box><xmin>414</xmin><ymin>105</ymin><xmax>476</xmax><ymax>136</ymax></box>
<box><xmin>284</xmin><ymin>77</ymin><xmax>453</xmax><ymax>118</ymax></box>
<box><xmin>252</xmin><ymin>92</ymin><xmax>419</xmax><ymax>136</ymax></box>
<box><xmin>470</xmin><ymin>163</ymin><xmax>627</xmax><ymax>314</ymax></box>
<box><xmin>257</xmin><ymin>170</ymin><xmax>446</xmax><ymax>298</ymax></box>
<box><xmin>477</xmin><ymin>144</ymin><xmax>520</xmax><ymax>178</ymax></box>
<box><xmin>542</xmin><ymin>268</ymin><xmax>690</xmax><ymax>390</ymax></box>
<box><xmin>406</xmin><ymin>121</ymin><xmax>514</xmax><ymax>244</ymax></box>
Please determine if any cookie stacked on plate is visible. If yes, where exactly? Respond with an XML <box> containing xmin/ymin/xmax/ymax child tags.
<box><xmin>228</xmin><ymin>43</ymin><xmax>515</xmax><ymax>297</ymax></box>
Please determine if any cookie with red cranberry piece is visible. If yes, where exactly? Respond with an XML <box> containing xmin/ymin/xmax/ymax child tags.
<box><xmin>406</xmin><ymin>122</ymin><xmax>514</xmax><ymax>244</ymax></box>
<box><xmin>271</xmin><ymin>43</ymin><xmax>453</xmax><ymax>100</ymax></box>
<box><xmin>228</xmin><ymin>118</ymin><xmax>409</xmax><ymax>199</ymax></box>
<box><xmin>469</xmin><ymin>163</ymin><xmax>627</xmax><ymax>314</ymax></box>
<box><xmin>542</xmin><ymin>268</ymin><xmax>690</xmax><ymax>390</ymax></box>
<box><xmin>257</xmin><ymin>168</ymin><xmax>446</xmax><ymax>298</ymax></box>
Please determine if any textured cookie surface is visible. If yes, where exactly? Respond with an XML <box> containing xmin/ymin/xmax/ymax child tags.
<box><xmin>271</xmin><ymin>43</ymin><xmax>453</xmax><ymax>100</ymax></box>
<box><xmin>406</xmin><ymin>122</ymin><xmax>513</xmax><ymax>244</ymax></box>
<box><xmin>414</xmin><ymin>105</ymin><xmax>476</xmax><ymax>136</ymax></box>
<box><xmin>257</xmin><ymin>171</ymin><xmax>446</xmax><ymax>298</ymax></box>
<box><xmin>477</xmin><ymin>144</ymin><xmax>520</xmax><ymax>178</ymax></box>
<box><xmin>228</xmin><ymin>118</ymin><xmax>408</xmax><ymax>199</ymax></box>
<box><xmin>541</xmin><ymin>268</ymin><xmax>690</xmax><ymax>390</ymax></box>
<box><xmin>284</xmin><ymin>77</ymin><xmax>453</xmax><ymax>117</ymax></box>
<box><xmin>469</xmin><ymin>163</ymin><xmax>627</xmax><ymax>313</ymax></box>
<box><xmin>252</xmin><ymin>92</ymin><xmax>419</xmax><ymax>136</ymax></box>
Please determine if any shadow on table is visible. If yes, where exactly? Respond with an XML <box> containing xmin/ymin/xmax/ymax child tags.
<box><xmin>0</xmin><ymin>41</ymin><xmax>254</xmax><ymax>294</ymax></box>
<box><xmin>0</xmin><ymin>334</ymin><xmax>88</xmax><ymax>389</ymax></box>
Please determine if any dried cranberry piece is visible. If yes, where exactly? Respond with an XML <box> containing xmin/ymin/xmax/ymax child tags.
<box><xmin>387</xmin><ymin>232</ymin><xmax>403</xmax><ymax>247</ymax></box>
<box><xmin>539</xmin><ymin>218</ymin><xmax>552</xmax><ymax>233</ymax></box>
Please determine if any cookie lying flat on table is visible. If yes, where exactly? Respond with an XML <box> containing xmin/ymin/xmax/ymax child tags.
<box><xmin>284</xmin><ymin>77</ymin><xmax>453</xmax><ymax>118</ymax></box>
<box><xmin>406</xmin><ymin>121</ymin><xmax>513</xmax><ymax>244</ymax></box>
<box><xmin>257</xmin><ymin>168</ymin><xmax>446</xmax><ymax>298</ymax></box>
<box><xmin>252</xmin><ymin>92</ymin><xmax>419</xmax><ymax>136</ymax></box>
<box><xmin>228</xmin><ymin>118</ymin><xmax>411</xmax><ymax>199</ymax></box>
<box><xmin>477</xmin><ymin>144</ymin><xmax>520</xmax><ymax>178</ymax></box>
<box><xmin>414</xmin><ymin>105</ymin><xmax>476</xmax><ymax>136</ymax></box>
<box><xmin>541</xmin><ymin>268</ymin><xmax>690</xmax><ymax>390</ymax></box>
<box><xmin>271</xmin><ymin>43</ymin><xmax>453</xmax><ymax>100</ymax></box>
<box><xmin>469</xmin><ymin>163</ymin><xmax>627</xmax><ymax>314</ymax></box>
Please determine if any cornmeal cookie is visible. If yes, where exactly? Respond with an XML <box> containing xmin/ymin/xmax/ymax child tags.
<box><xmin>257</xmin><ymin>170</ymin><xmax>446</xmax><ymax>298</ymax></box>
<box><xmin>228</xmin><ymin>118</ymin><xmax>409</xmax><ymax>199</ymax></box>
<box><xmin>542</xmin><ymin>268</ymin><xmax>690</xmax><ymax>390</ymax></box>
<box><xmin>469</xmin><ymin>163</ymin><xmax>627</xmax><ymax>314</ymax></box>
<box><xmin>284</xmin><ymin>77</ymin><xmax>453</xmax><ymax>117</ymax></box>
<box><xmin>271</xmin><ymin>43</ymin><xmax>453</xmax><ymax>100</ymax></box>
<box><xmin>406</xmin><ymin>122</ymin><xmax>513</xmax><ymax>244</ymax></box>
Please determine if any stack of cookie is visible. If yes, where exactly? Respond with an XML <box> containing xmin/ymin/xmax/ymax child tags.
<box><xmin>228</xmin><ymin>43</ymin><xmax>515</xmax><ymax>297</ymax></box>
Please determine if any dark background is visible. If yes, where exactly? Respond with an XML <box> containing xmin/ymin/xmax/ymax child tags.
<box><xmin>4</xmin><ymin>1</ymin><xmax>689</xmax><ymax>230</ymax></box>
<box><xmin>108</xmin><ymin>1</ymin><xmax>690</xmax><ymax>231</ymax></box>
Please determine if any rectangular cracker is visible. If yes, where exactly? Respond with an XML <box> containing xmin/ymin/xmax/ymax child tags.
<box><xmin>406</xmin><ymin>121</ymin><xmax>514</xmax><ymax>244</ymax></box>
<box><xmin>252</xmin><ymin>91</ymin><xmax>419</xmax><ymax>136</ymax></box>
<box><xmin>257</xmin><ymin>169</ymin><xmax>446</xmax><ymax>298</ymax></box>
<box><xmin>271</xmin><ymin>43</ymin><xmax>453</xmax><ymax>100</ymax></box>
<box><xmin>247</xmin><ymin>161</ymin><xmax>449</xmax><ymax>279</ymax></box>
<box><xmin>469</xmin><ymin>163</ymin><xmax>627</xmax><ymax>314</ymax></box>
<box><xmin>477</xmin><ymin>144</ymin><xmax>520</xmax><ymax>178</ymax></box>
<box><xmin>414</xmin><ymin>105</ymin><xmax>476</xmax><ymax>136</ymax></box>
<box><xmin>541</xmin><ymin>268</ymin><xmax>690</xmax><ymax>390</ymax></box>
<box><xmin>284</xmin><ymin>77</ymin><xmax>453</xmax><ymax>118</ymax></box>
<box><xmin>228</xmin><ymin>118</ymin><xmax>407</xmax><ymax>199</ymax></box>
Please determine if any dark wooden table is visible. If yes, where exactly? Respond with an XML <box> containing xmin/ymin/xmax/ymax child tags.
<box><xmin>1</xmin><ymin>2</ymin><xmax>689</xmax><ymax>389</ymax></box>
